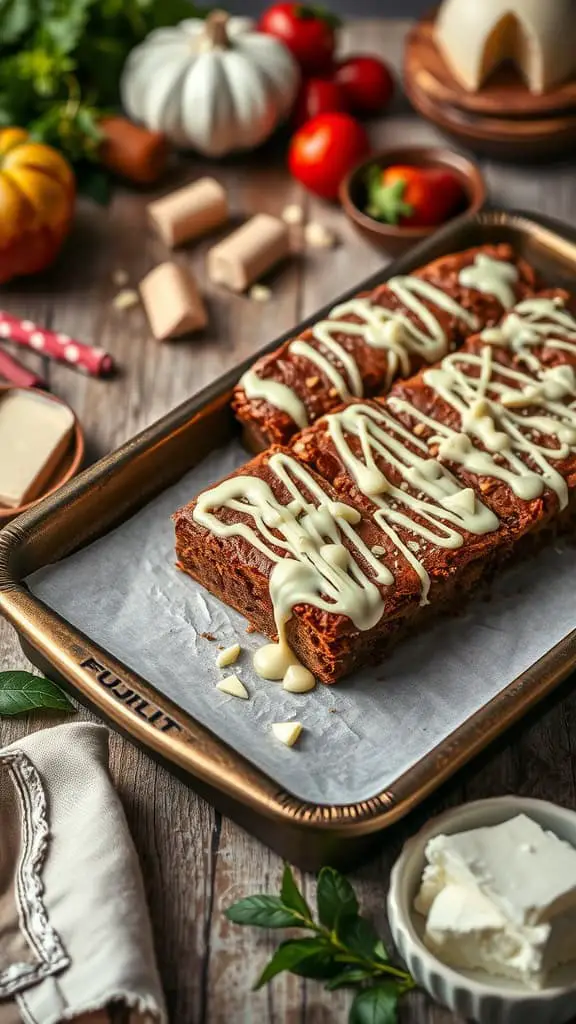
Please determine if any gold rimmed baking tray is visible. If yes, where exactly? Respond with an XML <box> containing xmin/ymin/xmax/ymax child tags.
<box><xmin>2</xmin><ymin>209</ymin><xmax>576</xmax><ymax>871</ymax></box>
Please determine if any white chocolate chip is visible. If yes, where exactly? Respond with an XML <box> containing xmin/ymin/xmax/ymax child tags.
<box><xmin>272</xmin><ymin>722</ymin><xmax>303</xmax><ymax>747</ymax></box>
<box><xmin>305</xmin><ymin>222</ymin><xmax>337</xmax><ymax>249</ymax></box>
<box><xmin>216</xmin><ymin>675</ymin><xmax>249</xmax><ymax>700</ymax></box>
<box><xmin>249</xmin><ymin>284</ymin><xmax>272</xmax><ymax>303</ymax></box>
<box><xmin>113</xmin><ymin>289</ymin><xmax>140</xmax><ymax>311</ymax></box>
<box><xmin>112</xmin><ymin>269</ymin><xmax>129</xmax><ymax>287</ymax></box>
<box><xmin>216</xmin><ymin>643</ymin><xmax>241</xmax><ymax>668</ymax></box>
<box><xmin>283</xmin><ymin>665</ymin><xmax>316</xmax><ymax>693</ymax></box>
<box><xmin>282</xmin><ymin>204</ymin><xmax>304</xmax><ymax>226</ymax></box>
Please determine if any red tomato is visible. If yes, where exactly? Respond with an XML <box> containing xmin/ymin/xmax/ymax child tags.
<box><xmin>289</xmin><ymin>112</ymin><xmax>370</xmax><ymax>200</ymax></box>
<box><xmin>335</xmin><ymin>55</ymin><xmax>395</xmax><ymax>116</ymax></box>
<box><xmin>258</xmin><ymin>3</ymin><xmax>337</xmax><ymax>74</ymax></box>
<box><xmin>365</xmin><ymin>164</ymin><xmax>466</xmax><ymax>227</ymax></box>
<box><xmin>292</xmin><ymin>77</ymin><xmax>347</xmax><ymax>127</ymax></box>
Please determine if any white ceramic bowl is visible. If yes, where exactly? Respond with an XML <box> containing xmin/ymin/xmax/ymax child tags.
<box><xmin>387</xmin><ymin>797</ymin><xmax>576</xmax><ymax>1024</ymax></box>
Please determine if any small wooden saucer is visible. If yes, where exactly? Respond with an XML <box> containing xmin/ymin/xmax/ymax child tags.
<box><xmin>405</xmin><ymin>14</ymin><xmax>576</xmax><ymax>120</ymax></box>
<box><xmin>0</xmin><ymin>385</ymin><xmax>85</xmax><ymax>525</ymax></box>
<box><xmin>405</xmin><ymin>72</ymin><xmax>576</xmax><ymax>162</ymax></box>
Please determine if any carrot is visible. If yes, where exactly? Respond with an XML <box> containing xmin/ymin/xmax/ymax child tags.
<box><xmin>99</xmin><ymin>117</ymin><xmax>170</xmax><ymax>186</ymax></box>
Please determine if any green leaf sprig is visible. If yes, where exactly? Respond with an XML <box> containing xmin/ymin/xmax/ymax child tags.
<box><xmin>0</xmin><ymin>0</ymin><xmax>208</xmax><ymax>192</ymax></box>
<box><xmin>225</xmin><ymin>864</ymin><xmax>415</xmax><ymax>1024</ymax></box>
<box><xmin>0</xmin><ymin>671</ymin><xmax>75</xmax><ymax>715</ymax></box>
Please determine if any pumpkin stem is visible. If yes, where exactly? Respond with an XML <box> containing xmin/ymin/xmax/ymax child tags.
<box><xmin>204</xmin><ymin>10</ymin><xmax>230</xmax><ymax>48</ymax></box>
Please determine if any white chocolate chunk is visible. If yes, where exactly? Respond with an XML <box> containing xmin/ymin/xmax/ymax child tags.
<box><xmin>112</xmin><ymin>268</ymin><xmax>129</xmax><ymax>287</ymax></box>
<box><xmin>271</xmin><ymin>722</ymin><xmax>303</xmax><ymax>747</ymax></box>
<box><xmin>282</xmin><ymin>665</ymin><xmax>316</xmax><ymax>693</ymax></box>
<box><xmin>305</xmin><ymin>222</ymin><xmax>337</xmax><ymax>249</ymax></box>
<box><xmin>282</xmin><ymin>204</ymin><xmax>304</xmax><ymax>225</ymax></box>
<box><xmin>112</xmin><ymin>288</ymin><xmax>139</xmax><ymax>311</ymax></box>
<box><xmin>216</xmin><ymin>675</ymin><xmax>249</xmax><ymax>700</ymax></box>
<box><xmin>216</xmin><ymin>643</ymin><xmax>241</xmax><ymax>668</ymax></box>
<box><xmin>249</xmin><ymin>284</ymin><xmax>272</xmax><ymax>303</ymax></box>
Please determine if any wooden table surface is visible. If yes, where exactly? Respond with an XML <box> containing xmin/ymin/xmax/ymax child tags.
<box><xmin>2</xmin><ymin>18</ymin><xmax>576</xmax><ymax>1024</ymax></box>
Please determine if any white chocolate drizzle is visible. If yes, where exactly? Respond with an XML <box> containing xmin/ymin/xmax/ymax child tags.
<box><xmin>203</xmin><ymin>295</ymin><xmax>576</xmax><ymax>680</ymax></box>
<box><xmin>193</xmin><ymin>452</ymin><xmax>389</xmax><ymax>684</ymax></box>
<box><xmin>239</xmin><ymin>270</ymin><xmax>489</xmax><ymax>427</ymax></box>
<box><xmin>458</xmin><ymin>254</ymin><xmax>520</xmax><ymax>309</ymax></box>
<box><xmin>242</xmin><ymin>369</ymin><xmax>308</xmax><ymax>430</ymax></box>
<box><xmin>391</xmin><ymin>297</ymin><xmax>576</xmax><ymax>512</ymax></box>
<box><xmin>324</xmin><ymin>402</ymin><xmax>499</xmax><ymax>603</ymax></box>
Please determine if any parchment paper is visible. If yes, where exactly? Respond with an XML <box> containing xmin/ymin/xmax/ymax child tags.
<box><xmin>28</xmin><ymin>442</ymin><xmax>576</xmax><ymax>806</ymax></box>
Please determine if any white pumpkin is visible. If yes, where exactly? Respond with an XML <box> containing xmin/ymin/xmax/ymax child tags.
<box><xmin>121</xmin><ymin>11</ymin><xmax>299</xmax><ymax>157</ymax></box>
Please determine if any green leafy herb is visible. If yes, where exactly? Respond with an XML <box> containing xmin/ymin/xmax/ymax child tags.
<box><xmin>0</xmin><ymin>671</ymin><xmax>75</xmax><ymax>715</ymax></box>
<box><xmin>317</xmin><ymin>865</ymin><xmax>358</xmax><ymax>929</ymax></box>
<box><xmin>0</xmin><ymin>0</ymin><xmax>208</xmax><ymax>185</ymax></box>
<box><xmin>224</xmin><ymin>893</ymin><xmax>303</xmax><ymax>929</ymax></box>
<box><xmin>350</xmin><ymin>983</ymin><xmax>399</xmax><ymax>1024</ymax></box>
<box><xmin>225</xmin><ymin>864</ymin><xmax>415</xmax><ymax>1024</ymax></box>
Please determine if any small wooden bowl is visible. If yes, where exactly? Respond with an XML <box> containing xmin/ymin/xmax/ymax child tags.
<box><xmin>340</xmin><ymin>146</ymin><xmax>486</xmax><ymax>256</ymax></box>
<box><xmin>0</xmin><ymin>385</ymin><xmax>85</xmax><ymax>526</ymax></box>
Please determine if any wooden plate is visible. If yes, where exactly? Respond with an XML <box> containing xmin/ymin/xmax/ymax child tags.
<box><xmin>0</xmin><ymin>385</ymin><xmax>85</xmax><ymax>525</ymax></box>
<box><xmin>405</xmin><ymin>14</ymin><xmax>576</xmax><ymax>120</ymax></box>
<box><xmin>405</xmin><ymin>73</ymin><xmax>576</xmax><ymax>162</ymax></box>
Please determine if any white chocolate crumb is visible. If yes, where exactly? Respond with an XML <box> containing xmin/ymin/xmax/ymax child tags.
<box><xmin>249</xmin><ymin>284</ymin><xmax>272</xmax><ymax>303</ymax></box>
<box><xmin>305</xmin><ymin>222</ymin><xmax>337</xmax><ymax>249</ymax></box>
<box><xmin>371</xmin><ymin>545</ymin><xmax>386</xmax><ymax>557</ymax></box>
<box><xmin>113</xmin><ymin>288</ymin><xmax>139</xmax><ymax>311</ymax></box>
<box><xmin>112</xmin><ymin>269</ymin><xmax>129</xmax><ymax>287</ymax></box>
<box><xmin>282</xmin><ymin>204</ymin><xmax>304</xmax><ymax>226</ymax></box>
<box><xmin>283</xmin><ymin>665</ymin><xmax>316</xmax><ymax>693</ymax></box>
<box><xmin>272</xmin><ymin>722</ymin><xmax>303</xmax><ymax>747</ymax></box>
<box><xmin>216</xmin><ymin>675</ymin><xmax>249</xmax><ymax>700</ymax></box>
<box><xmin>216</xmin><ymin>643</ymin><xmax>241</xmax><ymax>668</ymax></box>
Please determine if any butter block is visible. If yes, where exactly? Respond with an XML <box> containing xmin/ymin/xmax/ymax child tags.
<box><xmin>415</xmin><ymin>814</ymin><xmax>576</xmax><ymax>988</ymax></box>
<box><xmin>0</xmin><ymin>389</ymin><xmax>75</xmax><ymax>508</ymax></box>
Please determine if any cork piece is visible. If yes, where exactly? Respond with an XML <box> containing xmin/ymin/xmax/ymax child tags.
<box><xmin>139</xmin><ymin>262</ymin><xmax>207</xmax><ymax>341</ymax></box>
<box><xmin>0</xmin><ymin>389</ymin><xmax>75</xmax><ymax>508</ymax></box>
<box><xmin>207</xmin><ymin>214</ymin><xmax>290</xmax><ymax>293</ymax></box>
<box><xmin>147</xmin><ymin>177</ymin><xmax>228</xmax><ymax>248</ymax></box>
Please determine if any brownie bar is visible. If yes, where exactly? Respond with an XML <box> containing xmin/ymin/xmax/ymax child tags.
<box><xmin>173</xmin><ymin>447</ymin><xmax>425</xmax><ymax>683</ymax></box>
<box><xmin>233</xmin><ymin>244</ymin><xmax>538</xmax><ymax>450</ymax></box>
<box><xmin>176</xmin><ymin>290</ymin><xmax>576</xmax><ymax>686</ymax></box>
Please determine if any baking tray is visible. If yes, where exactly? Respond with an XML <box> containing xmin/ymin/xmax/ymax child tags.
<box><xmin>2</xmin><ymin>209</ymin><xmax>576</xmax><ymax>871</ymax></box>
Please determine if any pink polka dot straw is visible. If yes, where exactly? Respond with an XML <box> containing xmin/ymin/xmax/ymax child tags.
<box><xmin>0</xmin><ymin>312</ymin><xmax>115</xmax><ymax>377</ymax></box>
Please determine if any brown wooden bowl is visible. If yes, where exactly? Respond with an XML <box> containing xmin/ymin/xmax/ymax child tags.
<box><xmin>0</xmin><ymin>385</ymin><xmax>85</xmax><ymax>526</ymax></box>
<box><xmin>340</xmin><ymin>146</ymin><xmax>486</xmax><ymax>255</ymax></box>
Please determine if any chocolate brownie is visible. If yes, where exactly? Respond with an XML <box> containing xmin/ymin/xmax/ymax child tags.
<box><xmin>233</xmin><ymin>244</ymin><xmax>538</xmax><ymax>450</ymax></box>
<box><xmin>176</xmin><ymin>290</ymin><xmax>576</xmax><ymax>685</ymax></box>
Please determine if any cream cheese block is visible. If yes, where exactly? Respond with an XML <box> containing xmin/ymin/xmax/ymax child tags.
<box><xmin>415</xmin><ymin>814</ymin><xmax>576</xmax><ymax>988</ymax></box>
<box><xmin>0</xmin><ymin>389</ymin><xmax>75</xmax><ymax>508</ymax></box>
<box><xmin>435</xmin><ymin>0</ymin><xmax>576</xmax><ymax>95</ymax></box>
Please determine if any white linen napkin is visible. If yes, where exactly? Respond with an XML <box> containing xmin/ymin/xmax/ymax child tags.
<box><xmin>0</xmin><ymin>722</ymin><xmax>166</xmax><ymax>1024</ymax></box>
